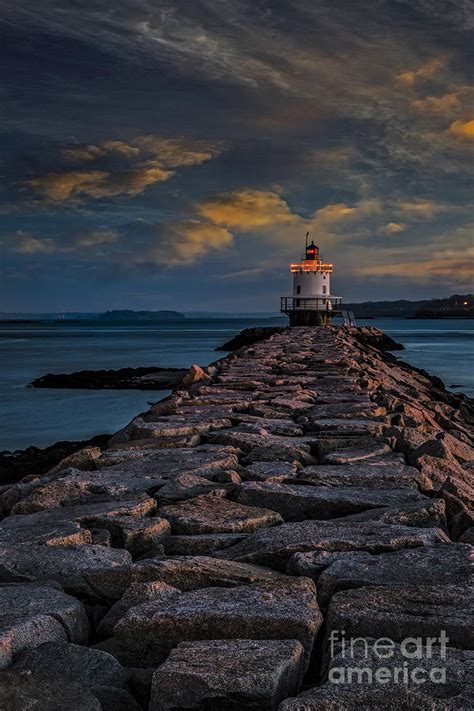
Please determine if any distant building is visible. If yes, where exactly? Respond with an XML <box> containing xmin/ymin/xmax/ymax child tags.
<box><xmin>281</xmin><ymin>234</ymin><xmax>342</xmax><ymax>325</ymax></box>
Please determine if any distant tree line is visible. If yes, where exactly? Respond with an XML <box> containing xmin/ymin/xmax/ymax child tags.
<box><xmin>345</xmin><ymin>294</ymin><xmax>473</xmax><ymax>318</ymax></box>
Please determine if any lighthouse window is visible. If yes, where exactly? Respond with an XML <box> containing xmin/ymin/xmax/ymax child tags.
<box><xmin>296</xmin><ymin>285</ymin><xmax>301</xmax><ymax>294</ymax></box>
<box><xmin>323</xmin><ymin>285</ymin><xmax>327</xmax><ymax>294</ymax></box>
<box><xmin>296</xmin><ymin>299</ymin><xmax>301</xmax><ymax>307</ymax></box>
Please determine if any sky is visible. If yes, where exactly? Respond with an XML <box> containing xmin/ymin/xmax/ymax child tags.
<box><xmin>0</xmin><ymin>0</ymin><xmax>473</xmax><ymax>312</ymax></box>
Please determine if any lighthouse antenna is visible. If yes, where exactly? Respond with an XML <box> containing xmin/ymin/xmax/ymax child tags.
<box><xmin>305</xmin><ymin>231</ymin><xmax>309</xmax><ymax>250</ymax></box>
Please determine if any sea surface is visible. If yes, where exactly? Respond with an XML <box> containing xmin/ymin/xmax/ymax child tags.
<box><xmin>1</xmin><ymin>317</ymin><xmax>472</xmax><ymax>451</ymax></box>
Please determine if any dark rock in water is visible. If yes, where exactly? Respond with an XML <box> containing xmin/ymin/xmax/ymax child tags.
<box><xmin>30</xmin><ymin>366</ymin><xmax>188</xmax><ymax>390</ymax></box>
<box><xmin>149</xmin><ymin>639</ymin><xmax>305</xmax><ymax>710</ymax></box>
<box><xmin>216</xmin><ymin>327</ymin><xmax>285</xmax><ymax>351</ymax></box>
<box><xmin>0</xmin><ymin>434</ymin><xmax>110</xmax><ymax>486</ymax></box>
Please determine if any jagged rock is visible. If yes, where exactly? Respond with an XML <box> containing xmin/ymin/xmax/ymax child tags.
<box><xmin>300</xmin><ymin>401</ymin><xmax>382</xmax><ymax>421</ymax></box>
<box><xmin>0</xmin><ymin>514</ymin><xmax>92</xmax><ymax>547</ymax></box>
<box><xmin>113</xmin><ymin>578</ymin><xmax>321</xmax><ymax>669</ymax></box>
<box><xmin>0</xmin><ymin>544</ymin><xmax>132</xmax><ymax>597</ymax></box>
<box><xmin>239</xmin><ymin>461</ymin><xmax>300</xmax><ymax>483</ymax></box>
<box><xmin>294</xmin><ymin>461</ymin><xmax>430</xmax><ymax>490</ymax></box>
<box><xmin>217</xmin><ymin>520</ymin><xmax>445</xmax><ymax>570</ymax></box>
<box><xmin>95</xmin><ymin>445</ymin><xmax>239</xmax><ymax>477</ymax></box>
<box><xmin>0</xmin><ymin>583</ymin><xmax>89</xmax><ymax>669</ymax></box>
<box><xmin>156</xmin><ymin>473</ymin><xmax>231</xmax><ymax>501</ymax></box>
<box><xmin>230</xmin><ymin>414</ymin><xmax>304</xmax><ymax>436</ymax></box>
<box><xmin>164</xmin><ymin>533</ymin><xmax>247</xmax><ymax>555</ymax></box>
<box><xmin>48</xmin><ymin>446</ymin><xmax>102</xmax><ymax>475</ymax></box>
<box><xmin>88</xmin><ymin>556</ymin><xmax>287</xmax><ymax>602</ymax></box>
<box><xmin>179</xmin><ymin>364</ymin><xmax>213</xmax><ymax>388</ymax></box>
<box><xmin>98</xmin><ymin>581</ymin><xmax>181</xmax><ymax>637</ymax></box>
<box><xmin>306</xmin><ymin>418</ymin><xmax>385</xmax><ymax>436</ymax></box>
<box><xmin>149</xmin><ymin>639</ymin><xmax>305</xmax><ymax>710</ymax></box>
<box><xmin>319</xmin><ymin>442</ymin><xmax>392</xmax><ymax>464</ymax></box>
<box><xmin>234</xmin><ymin>481</ymin><xmax>429</xmax><ymax>522</ymax></box>
<box><xmin>129</xmin><ymin>414</ymin><xmax>230</xmax><ymax>440</ymax></box>
<box><xmin>243</xmin><ymin>445</ymin><xmax>317</xmax><ymax>465</ymax></box>
<box><xmin>0</xmin><ymin>671</ymin><xmax>102</xmax><ymax>711</ymax></box>
<box><xmin>206</xmin><ymin>429</ymin><xmax>314</xmax><ymax>465</ymax></box>
<box><xmin>324</xmin><ymin>584</ymin><xmax>473</xmax><ymax>653</ymax></box>
<box><xmin>13</xmin><ymin>641</ymin><xmax>128</xmax><ymax>689</ymax></box>
<box><xmin>289</xmin><ymin>542</ymin><xmax>472</xmax><ymax>604</ymax></box>
<box><xmin>337</xmin><ymin>496</ymin><xmax>447</xmax><ymax>530</ymax></box>
<box><xmin>417</xmin><ymin>454</ymin><xmax>469</xmax><ymax>489</ymax></box>
<box><xmin>159</xmin><ymin>494</ymin><xmax>283</xmax><ymax>534</ymax></box>
<box><xmin>409</xmin><ymin>431</ymin><xmax>474</xmax><ymax>466</ymax></box>
<box><xmin>76</xmin><ymin>513</ymin><xmax>170</xmax><ymax>558</ymax></box>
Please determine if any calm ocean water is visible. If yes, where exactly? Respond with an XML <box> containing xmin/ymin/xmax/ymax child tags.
<box><xmin>0</xmin><ymin>318</ymin><xmax>472</xmax><ymax>451</ymax></box>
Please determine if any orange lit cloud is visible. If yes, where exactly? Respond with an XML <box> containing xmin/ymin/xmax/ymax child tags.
<box><xmin>396</xmin><ymin>57</ymin><xmax>447</xmax><ymax>87</ymax></box>
<box><xmin>27</xmin><ymin>167</ymin><xmax>173</xmax><ymax>202</ymax></box>
<box><xmin>447</xmin><ymin>119</ymin><xmax>474</xmax><ymax>140</ymax></box>
<box><xmin>29</xmin><ymin>135</ymin><xmax>223</xmax><ymax>203</ymax></box>
<box><xmin>411</xmin><ymin>92</ymin><xmax>460</xmax><ymax>116</ymax></box>
<box><xmin>196</xmin><ymin>189</ymin><xmax>299</xmax><ymax>229</ymax></box>
<box><xmin>381</xmin><ymin>222</ymin><xmax>407</xmax><ymax>234</ymax></box>
<box><xmin>129</xmin><ymin>220</ymin><xmax>233</xmax><ymax>266</ymax></box>
<box><xmin>63</xmin><ymin>141</ymin><xmax>140</xmax><ymax>162</ymax></box>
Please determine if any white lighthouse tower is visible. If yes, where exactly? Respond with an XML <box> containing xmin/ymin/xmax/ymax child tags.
<box><xmin>280</xmin><ymin>233</ymin><xmax>342</xmax><ymax>326</ymax></box>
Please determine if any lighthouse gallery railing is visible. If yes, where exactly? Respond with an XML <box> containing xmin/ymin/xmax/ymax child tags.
<box><xmin>280</xmin><ymin>296</ymin><xmax>343</xmax><ymax>313</ymax></box>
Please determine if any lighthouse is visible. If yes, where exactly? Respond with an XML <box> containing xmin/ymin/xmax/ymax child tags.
<box><xmin>280</xmin><ymin>233</ymin><xmax>342</xmax><ymax>326</ymax></box>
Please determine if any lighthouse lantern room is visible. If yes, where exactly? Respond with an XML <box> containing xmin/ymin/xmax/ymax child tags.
<box><xmin>281</xmin><ymin>233</ymin><xmax>342</xmax><ymax>326</ymax></box>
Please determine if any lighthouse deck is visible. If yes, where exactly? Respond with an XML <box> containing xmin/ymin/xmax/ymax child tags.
<box><xmin>0</xmin><ymin>326</ymin><xmax>472</xmax><ymax>709</ymax></box>
<box><xmin>280</xmin><ymin>295</ymin><xmax>343</xmax><ymax>312</ymax></box>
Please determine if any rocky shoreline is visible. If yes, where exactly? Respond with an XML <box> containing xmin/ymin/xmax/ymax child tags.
<box><xmin>0</xmin><ymin>325</ymin><xmax>472</xmax><ymax>709</ymax></box>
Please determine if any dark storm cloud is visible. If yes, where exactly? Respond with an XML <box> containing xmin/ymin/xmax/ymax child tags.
<box><xmin>0</xmin><ymin>0</ymin><xmax>473</xmax><ymax>309</ymax></box>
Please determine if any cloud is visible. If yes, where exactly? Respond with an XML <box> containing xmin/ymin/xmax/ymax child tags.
<box><xmin>358</xmin><ymin>254</ymin><xmax>474</xmax><ymax>281</ymax></box>
<box><xmin>196</xmin><ymin>190</ymin><xmax>299</xmax><ymax>229</ymax></box>
<box><xmin>411</xmin><ymin>92</ymin><xmax>461</xmax><ymax>116</ymax></box>
<box><xmin>2</xmin><ymin>228</ymin><xmax>119</xmax><ymax>254</ymax></box>
<box><xmin>355</xmin><ymin>222</ymin><xmax>474</xmax><ymax>285</ymax></box>
<box><xmin>392</xmin><ymin>199</ymin><xmax>449</xmax><ymax>219</ymax></box>
<box><xmin>27</xmin><ymin>134</ymin><xmax>222</xmax><ymax>203</ymax></box>
<box><xmin>63</xmin><ymin>141</ymin><xmax>140</xmax><ymax>162</ymax></box>
<box><xmin>125</xmin><ymin>220</ymin><xmax>233</xmax><ymax>266</ymax></box>
<box><xmin>447</xmin><ymin>119</ymin><xmax>474</xmax><ymax>140</ymax></box>
<box><xmin>381</xmin><ymin>222</ymin><xmax>407</xmax><ymax>234</ymax></box>
<box><xmin>12</xmin><ymin>232</ymin><xmax>56</xmax><ymax>254</ymax></box>
<box><xmin>26</xmin><ymin>167</ymin><xmax>173</xmax><ymax>202</ymax></box>
<box><xmin>396</xmin><ymin>57</ymin><xmax>448</xmax><ymax>87</ymax></box>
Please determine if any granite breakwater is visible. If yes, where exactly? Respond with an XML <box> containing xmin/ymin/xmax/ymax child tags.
<box><xmin>0</xmin><ymin>326</ymin><xmax>472</xmax><ymax>709</ymax></box>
